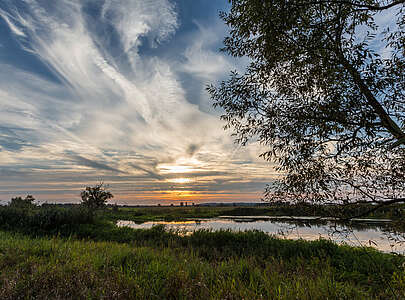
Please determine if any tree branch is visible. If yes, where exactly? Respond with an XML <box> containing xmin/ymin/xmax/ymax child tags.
<box><xmin>338</xmin><ymin>54</ymin><xmax>405</xmax><ymax>144</ymax></box>
<box><xmin>341</xmin><ymin>198</ymin><xmax>405</xmax><ymax>220</ymax></box>
<box><xmin>300</xmin><ymin>0</ymin><xmax>405</xmax><ymax>11</ymax></box>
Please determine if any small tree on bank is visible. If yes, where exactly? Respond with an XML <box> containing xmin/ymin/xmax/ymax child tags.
<box><xmin>80</xmin><ymin>183</ymin><xmax>113</xmax><ymax>214</ymax></box>
<box><xmin>208</xmin><ymin>0</ymin><xmax>405</xmax><ymax>214</ymax></box>
<box><xmin>9</xmin><ymin>195</ymin><xmax>36</xmax><ymax>209</ymax></box>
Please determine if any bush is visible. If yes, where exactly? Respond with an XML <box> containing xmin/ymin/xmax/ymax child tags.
<box><xmin>8</xmin><ymin>195</ymin><xmax>36</xmax><ymax>209</ymax></box>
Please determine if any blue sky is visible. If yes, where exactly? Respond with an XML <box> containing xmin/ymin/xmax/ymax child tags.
<box><xmin>0</xmin><ymin>0</ymin><xmax>276</xmax><ymax>205</ymax></box>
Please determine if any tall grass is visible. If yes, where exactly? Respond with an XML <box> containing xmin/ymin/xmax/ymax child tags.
<box><xmin>0</xmin><ymin>205</ymin><xmax>92</xmax><ymax>234</ymax></box>
<box><xmin>1</xmin><ymin>204</ymin><xmax>404</xmax><ymax>299</ymax></box>
<box><xmin>1</xmin><ymin>230</ymin><xmax>404</xmax><ymax>299</ymax></box>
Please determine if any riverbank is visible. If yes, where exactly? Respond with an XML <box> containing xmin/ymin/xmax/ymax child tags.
<box><xmin>1</xmin><ymin>204</ymin><xmax>405</xmax><ymax>299</ymax></box>
<box><xmin>100</xmin><ymin>202</ymin><xmax>405</xmax><ymax>224</ymax></box>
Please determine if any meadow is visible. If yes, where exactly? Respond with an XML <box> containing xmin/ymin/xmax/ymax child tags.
<box><xmin>0</xmin><ymin>204</ymin><xmax>405</xmax><ymax>299</ymax></box>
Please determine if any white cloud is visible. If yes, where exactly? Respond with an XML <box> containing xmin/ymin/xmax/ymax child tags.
<box><xmin>0</xmin><ymin>9</ymin><xmax>26</xmax><ymax>37</ymax></box>
<box><xmin>101</xmin><ymin>0</ymin><xmax>178</xmax><ymax>52</ymax></box>
<box><xmin>0</xmin><ymin>0</ymin><xmax>223</xmax><ymax>164</ymax></box>
<box><xmin>0</xmin><ymin>0</ymin><xmax>275</xmax><ymax>203</ymax></box>
<box><xmin>182</xmin><ymin>21</ymin><xmax>234</xmax><ymax>79</ymax></box>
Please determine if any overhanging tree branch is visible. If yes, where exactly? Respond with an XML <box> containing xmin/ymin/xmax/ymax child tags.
<box><xmin>300</xmin><ymin>0</ymin><xmax>405</xmax><ymax>11</ymax></box>
<box><xmin>341</xmin><ymin>198</ymin><xmax>405</xmax><ymax>220</ymax></box>
<box><xmin>338</xmin><ymin>54</ymin><xmax>405</xmax><ymax>144</ymax></box>
<box><xmin>212</xmin><ymin>0</ymin><xmax>405</xmax><ymax>209</ymax></box>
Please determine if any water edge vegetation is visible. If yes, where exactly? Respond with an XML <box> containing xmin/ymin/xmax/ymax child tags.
<box><xmin>0</xmin><ymin>203</ymin><xmax>405</xmax><ymax>299</ymax></box>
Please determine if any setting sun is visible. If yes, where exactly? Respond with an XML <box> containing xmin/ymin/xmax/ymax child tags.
<box><xmin>159</xmin><ymin>165</ymin><xmax>196</xmax><ymax>174</ymax></box>
<box><xmin>168</xmin><ymin>178</ymin><xmax>192</xmax><ymax>184</ymax></box>
<box><xmin>158</xmin><ymin>157</ymin><xmax>203</xmax><ymax>174</ymax></box>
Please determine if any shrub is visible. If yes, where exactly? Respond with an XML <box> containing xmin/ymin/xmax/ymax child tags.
<box><xmin>8</xmin><ymin>195</ymin><xmax>37</xmax><ymax>209</ymax></box>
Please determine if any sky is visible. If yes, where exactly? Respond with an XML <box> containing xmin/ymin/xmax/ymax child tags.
<box><xmin>0</xmin><ymin>0</ymin><xmax>278</xmax><ymax>205</ymax></box>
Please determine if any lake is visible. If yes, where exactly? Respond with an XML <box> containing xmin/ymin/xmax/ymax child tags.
<box><xmin>117</xmin><ymin>216</ymin><xmax>405</xmax><ymax>254</ymax></box>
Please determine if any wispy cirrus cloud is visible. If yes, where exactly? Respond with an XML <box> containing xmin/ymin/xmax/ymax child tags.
<box><xmin>68</xmin><ymin>154</ymin><xmax>125</xmax><ymax>174</ymax></box>
<box><xmin>0</xmin><ymin>0</ymin><xmax>277</xmax><ymax>204</ymax></box>
<box><xmin>0</xmin><ymin>9</ymin><xmax>26</xmax><ymax>37</ymax></box>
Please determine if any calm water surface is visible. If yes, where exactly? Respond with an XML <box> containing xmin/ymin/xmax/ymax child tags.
<box><xmin>117</xmin><ymin>217</ymin><xmax>405</xmax><ymax>254</ymax></box>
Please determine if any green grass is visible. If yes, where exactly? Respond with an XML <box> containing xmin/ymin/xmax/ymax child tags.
<box><xmin>0</xmin><ymin>204</ymin><xmax>405</xmax><ymax>299</ymax></box>
<box><xmin>0</xmin><ymin>226</ymin><xmax>404</xmax><ymax>299</ymax></box>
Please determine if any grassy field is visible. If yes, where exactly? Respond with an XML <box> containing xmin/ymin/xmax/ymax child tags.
<box><xmin>1</xmin><ymin>228</ymin><xmax>405</xmax><ymax>299</ymax></box>
<box><xmin>1</xmin><ymin>204</ymin><xmax>405</xmax><ymax>299</ymax></box>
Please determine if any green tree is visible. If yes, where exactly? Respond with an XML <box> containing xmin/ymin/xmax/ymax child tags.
<box><xmin>80</xmin><ymin>183</ymin><xmax>113</xmax><ymax>212</ymax></box>
<box><xmin>9</xmin><ymin>195</ymin><xmax>36</xmax><ymax>208</ymax></box>
<box><xmin>208</xmin><ymin>0</ymin><xmax>405</xmax><ymax>209</ymax></box>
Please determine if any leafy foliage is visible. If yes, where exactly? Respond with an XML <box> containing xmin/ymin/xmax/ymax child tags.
<box><xmin>9</xmin><ymin>195</ymin><xmax>36</xmax><ymax>209</ymax></box>
<box><xmin>208</xmin><ymin>0</ymin><xmax>405</xmax><ymax>206</ymax></box>
<box><xmin>80</xmin><ymin>183</ymin><xmax>113</xmax><ymax>212</ymax></box>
